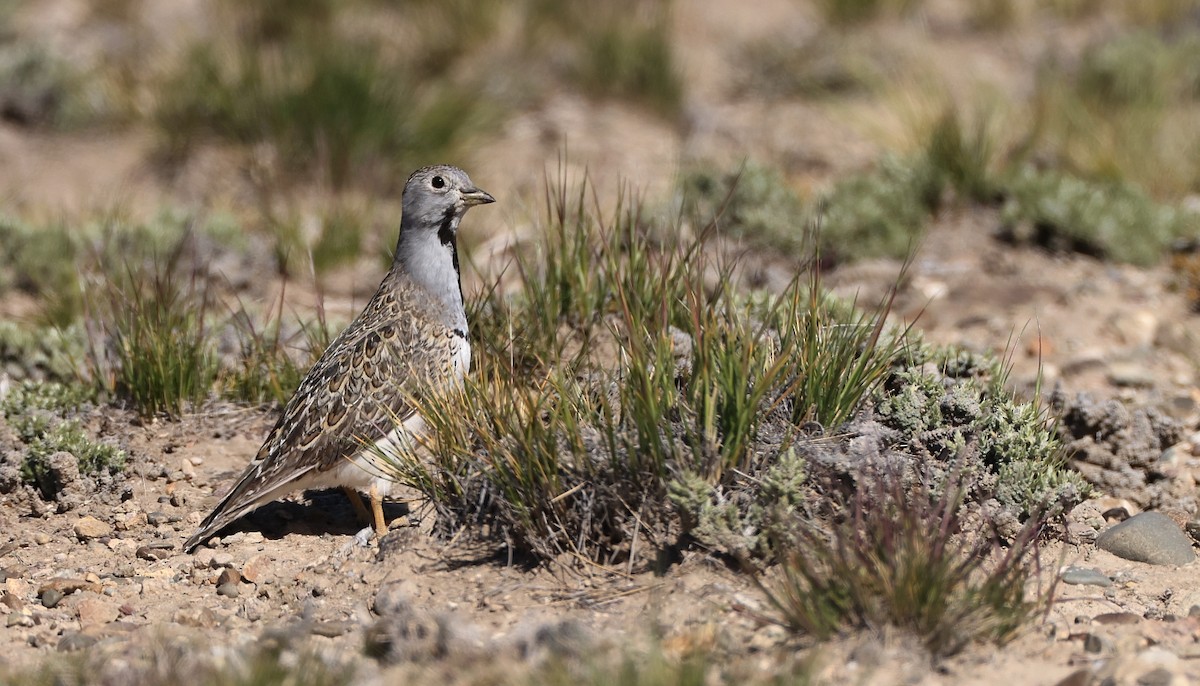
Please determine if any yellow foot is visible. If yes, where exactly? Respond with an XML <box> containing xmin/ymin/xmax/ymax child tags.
<box><xmin>370</xmin><ymin>485</ymin><xmax>388</xmax><ymax>538</ymax></box>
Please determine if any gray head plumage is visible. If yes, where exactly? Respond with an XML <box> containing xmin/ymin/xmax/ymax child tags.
<box><xmin>393</xmin><ymin>165</ymin><xmax>494</xmax><ymax>331</ymax></box>
<box><xmin>400</xmin><ymin>165</ymin><xmax>495</xmax><ymax>238</ymax></box>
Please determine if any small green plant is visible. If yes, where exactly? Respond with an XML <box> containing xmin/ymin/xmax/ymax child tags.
<box><xmin>0</xmin><ymin>43</ymin><xmax>91</xmax><ymax>128</ymax></box>
<box><xmin>312</xmin><ymin>205</ymin><xmax>368</xmax><ymax>273</ymax></box>
<box><xmin>0</xmin><ymin>380</ymin><xmax>123</xmax><ymax>498</ymax></box>
<box><xmin>0</xmin><ymin>322</ymin><xmax>85</xmax><ymax>383</ymax></box>
<box><xmin>84</xmin><ymin>247</ymin><xmax>220</xmax><ymax>417</ymax></box>
<box><xmin>757</xmin><ymin>465</ymin><xmax>1053</xmax><ymax>658</ymax></box>
<box><xmin>738</xmin><ymin>35</ymin><xmax>882</xmax><ymax>98</ymax></box>
<box><xmin>1024</xmin><ymin>30</ymin><xmax>1200</xmax><ymax>198</ymax></box>
<box><xmin>1000</xmin><ymin>167</ymin><xmax>1199</xmax><ymax>265</ymax></box>
<box><xmin>0</xmin><ymin>217</ymin><xmax>81</xmax><ymax>324</ymax></box>
<box><xmin>524</xmin><ymin>0</ymin><xmax>683</xmax><ymax>119</ymax></box>
<box><xmin>0</xmin><ymin>639</ymin><xmax>354</xmax><ymax>686</ymax></box>
<box><xmin>681</xmin><ymin>162</ymin><xmax>808</xmax><ymax>252</ymax></box>
<box><xmin>576</xmin><ymin>8</ymin><xmax>682</xmax><ymax>116</ymax></box>
<box><xmin>818</xmin><ymin>156</ymin><xmax>935</xmax><ymax>262</ymax></box>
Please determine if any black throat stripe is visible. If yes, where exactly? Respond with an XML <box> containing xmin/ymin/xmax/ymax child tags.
<box><xmin>437</xmin><ymin>207</ymin><xmax>464</xmax><ymax>302</ymax></box>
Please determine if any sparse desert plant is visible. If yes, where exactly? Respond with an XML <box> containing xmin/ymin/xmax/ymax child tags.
<box><xmin>0</xmin><ymin>216</ymin><xmax>81</xmax><ymax>324</ymax></box>
<box><xmin>756</xmin><ymin>464</ymin><xmax>1053</xmax><ymax>658</ymax></box>
<box><xmin>0</xmin><ymin>321</ymin><xmax>86</xmax><ymax>383</ymax></box>
<box><xmin>1024</xmin><ymin>30</ymin><xmax>1200</xmax><ymax>198</ymax></box>
<box><xmin>523</xmin><ymin>0</ymin><xmax>683</xmax><ymax>118</ymax></box>
<box><xmin>1000</xmin><ymin>166</ymin><xmax>1199</xmax><ymax>265</ymax></box>
<box><xmin>818</xmin><ymin>156</ymin><xmax>936</xmax><ymax>262</ymax></box>
<box><xmin>738</xmin><ymin>34</ymin><xmax>882</xmax><ymax>99</ymax></box>
<box><xmin>385</xmin><ymin>173</ymin><xmax>915</xmax><ymax>565</ymax></box>
<box><xmin>0</xmin><ymin>380</ymin><xmax>123</xmax><ymax>498</ymax></box>
<box><xmin>681</xmin><ymin>162</ymin><xmax>808</xmax><ymax>252</ymax></box>
<box><xmin>153</xmin><ymin>6</ymin><xmax>493</xmax><ymax>190</ymax></box>
<box><xmin>83</xmin><ymin>246</ymin><xmax>220</xmax><ymax>417</ymax></box>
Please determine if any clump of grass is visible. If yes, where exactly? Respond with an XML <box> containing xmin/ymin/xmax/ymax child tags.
<box><xmin>575</xmin><ymin>5</ymin><xmax>681</xmax><ymax>117</ymax></box>
<box><xmin>0</xmin><ymin>216</ymin><xmax>81</xmax><ymax>324</ymax></box>
<box><xmin>523</xmin><ymin>0</ymin><xmax>683</xmax><ymax>118</ymax></box>
<box><xmin>1025</xmin><ymin>30</ymin><xmax>1200</xmax><ymax>198</ymax></box>
<box><xmin>386</xmin><ymin>172</ymin><xmax>912</xmax><ymax>564</ymax></box>
<box><xmin>757</xmin><ymin>465</ymin><xmax>1053</xmax><ymax>658</ymax></box>
<box><xmin>153</xmin><ymin>2</ymin><xmax>495</xmax><ymax>190</ymax></box>
<box><xmin>84</xmin><ymin>244</ymin><xmax>219</xmax><ymax>417</ymax></box>
<box><xmin>999</xmin><ymin>167</ymin><xmax>1199</xmax><ymax>265</ymax></box>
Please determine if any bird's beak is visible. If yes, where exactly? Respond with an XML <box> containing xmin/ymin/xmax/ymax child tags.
<box><xmin>461</xmin><ymin>187</ymin><xmax>496</xmax><ymax>206</ymax></box>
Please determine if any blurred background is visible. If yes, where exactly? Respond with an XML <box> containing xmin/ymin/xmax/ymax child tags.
<box><xmin>1</xmin><ymin>0</ymin><xmax>1200</xmax><ymax>366</ymax></box>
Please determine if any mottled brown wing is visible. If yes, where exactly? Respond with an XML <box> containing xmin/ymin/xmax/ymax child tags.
<box><xmin>184</xmin><ymin>284</ymin><xmax>458</xmax><ymax>550</ymax></box>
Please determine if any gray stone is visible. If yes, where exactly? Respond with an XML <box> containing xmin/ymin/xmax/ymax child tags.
<box><xmin>1061</xmin><ymin>566</ymin><xmax>1112</xmax><ymax>587</ymax></box>
<box><xmin>1097</xmin><ymin>512</ymin><xmax>1196</xmax><ymax>565</ymax></box>
<box><xmin>56</xmin><ymin>632</ymin><xmax>96</xmax><ymax>652</ymax></box>
<box><xmin>40</xmin><ymin>589</ymin><xmax>63</xmax><ymax>609</ymax></box>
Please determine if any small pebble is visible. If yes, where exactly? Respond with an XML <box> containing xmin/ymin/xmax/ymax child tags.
<box><xmin>311</xmin><ymin>621</ymin><xmax>354</xmax><ymax>638</ymax></box>
<box><xmin>72</xmin><ymin>516</ymin><xmax>113</xmax><ymax>541</ymax></box>
<box><xmin>1061</xmin><ymin>566</ymin><xmax>1112</xmax><ymax>587</ymax></box>
<box><xmin>31</xmin><ymin>533</ymin><xmax>51</xmax><ymax>546</ymax></box>
<box><xmin>216</xmin><ymin>583</ymin><xmax>239</xmax><ymax>598</ymax></box>
<box><xmin>136</xmin><ymin>546</ymin><xmax>172</xmax><ymax>561</ymax></box>
<box><xmin>6</xmin><ymin>613</ymin><xmax>33</xmax><ymax>628</ymax></box>
<box><xmin>217</xmin><ymin>569</ymin><xmax>241</xmax><ymax>587</ymax></box>
<box><xmin>146</xmin><ymin>512</ymin><xmax>170</xmax><ymax>526</ymax></box>
<box><xmin>1093</xmin><ymin>612</ymin><xmax>1142</xmax><ymax>625</ymax></box>
<box><xmin>40</xmin><ymin>589</ymin><xmax>64</xmax><ymax>609</ymax></box>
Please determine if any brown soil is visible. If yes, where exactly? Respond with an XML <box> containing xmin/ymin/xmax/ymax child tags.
<box><xmin>2</xmin><ymin>0</ymin><xmax>1200</xmax><ymax>683</ymax></box>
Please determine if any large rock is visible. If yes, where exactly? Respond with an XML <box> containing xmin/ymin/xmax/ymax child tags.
<box><xmin>1096</xmin><ymin>512</ymin><xmax>1195</xmax><ymax>565</ymax></box>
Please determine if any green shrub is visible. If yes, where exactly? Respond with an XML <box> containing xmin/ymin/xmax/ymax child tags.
<box><xmin>1000</xmin><ymin>167</ymin><xmax>1199</xmax><ymax>265</ymax></box>
<box><xmin>818</xmin><ymin>156</ymin><xmax>936</xmax><ymax>262</ymax></box>
<box><xmin>682</xmin><ymin>162</ymin><xmax>808</xmax><ymax>251</ymax></box>
<box><xmin>0</xmin><ymin>381</ymin><xmax>123</xmax><ymax>497</ymax></box>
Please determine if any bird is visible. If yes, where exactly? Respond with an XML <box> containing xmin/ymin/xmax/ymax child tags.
<box><xmin>184</xmin><ymin>165</ymin><xmax>494</xmax><ymax>552</ymax></box>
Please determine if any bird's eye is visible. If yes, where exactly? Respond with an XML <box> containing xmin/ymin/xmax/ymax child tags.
<box><xmin>431</xmin><ymin>175</ymin><xmax>445</xmax><ymax>189</ymax></box>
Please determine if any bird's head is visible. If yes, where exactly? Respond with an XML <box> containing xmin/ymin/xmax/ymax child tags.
<box><xmin>401</xmin><ymin>165</ymin><xmax>495</xmax><ymax>236</ymax></box>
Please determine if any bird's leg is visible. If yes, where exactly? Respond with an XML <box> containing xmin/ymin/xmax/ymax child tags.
<box><xmin>343</xmin><ymin>487</ymin><xmax>372</xmax><ymax>526</ymax></box>
<box><xmin>370</xmin><ymin>485</ymin><xmax>388</xmax><ymax>537</ymax></box>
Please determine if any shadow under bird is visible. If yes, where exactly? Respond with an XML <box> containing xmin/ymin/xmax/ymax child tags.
<box><xmin>184</xmin><ymin>165</ymin><xmax>495</xmax><ymax>552</ymax></box>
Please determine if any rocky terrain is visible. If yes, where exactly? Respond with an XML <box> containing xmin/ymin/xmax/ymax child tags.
<box><xmin>3</xmin><ymin>0</ymin><xmax>1200</xmax><ymax>684</ymax></box>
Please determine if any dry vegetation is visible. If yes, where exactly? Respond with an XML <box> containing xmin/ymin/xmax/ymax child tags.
<box><xmin>1</xmin><ymin>0</ymin><xmax>1200</xmax><ymax>683</ymax></box>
